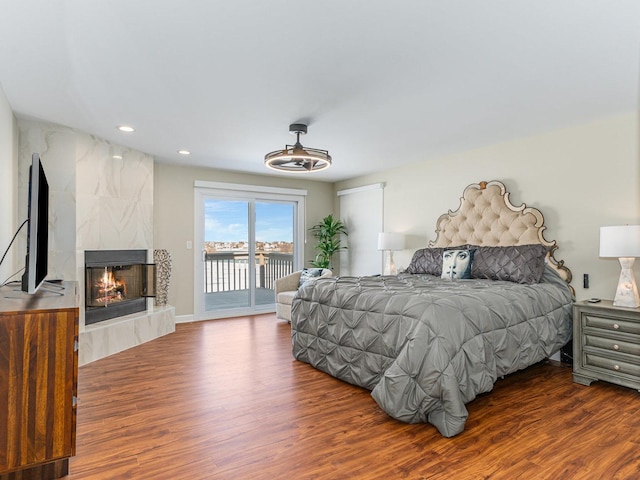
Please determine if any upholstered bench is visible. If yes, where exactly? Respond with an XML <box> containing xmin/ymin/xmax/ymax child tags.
<box><xmin>275</xmin><ymin>268</ymin><xmax>332</xmax><ymax>322</ymax></box>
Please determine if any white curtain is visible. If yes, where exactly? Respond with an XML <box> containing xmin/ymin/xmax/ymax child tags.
<box><xmin>337</xmin><ymin>183</ymin><xmax>384</xmax><ymax>276</ymax></box>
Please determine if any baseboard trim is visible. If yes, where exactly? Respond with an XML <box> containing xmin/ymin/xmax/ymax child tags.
<box><xmin>176</xmin><ymin>313</ymin><xmax>195</xmax><ymax>323</ymax></box>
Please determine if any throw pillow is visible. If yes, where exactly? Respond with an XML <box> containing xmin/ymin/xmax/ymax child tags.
<box><xmin>298</xmin><ymin>268</ymin><xmax>323</xmax><ymax>287</ymax></box>
<box><xmin>441</xmin><ymin>249</ymin><xmax>474</xmax><ymax>279</ymax></box>
<box><xmin>404</xmin><ymin>246</ymin><xmax>469</xmax><ymax>276</ymax></box>
<box><xmin>470</xmin><ymin>244</ymin><xmax>548</xmax><ymax>284</ymax></box>
<box><xmin>405</xmin><ymin>248</ymin><xmax>445</xmax><ymax>276</ymax></box>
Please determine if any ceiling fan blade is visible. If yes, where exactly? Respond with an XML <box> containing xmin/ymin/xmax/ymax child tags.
<box><xmin>269</xmin><ymin>158</ymin><xmax>300</xmax><ymax>167</ymax></box>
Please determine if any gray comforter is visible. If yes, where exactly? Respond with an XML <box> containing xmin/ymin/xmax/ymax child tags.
<box><xmin>291</xmin><ymin>266</ymin><xmax>573</xmax><ymax>437</ymax></box>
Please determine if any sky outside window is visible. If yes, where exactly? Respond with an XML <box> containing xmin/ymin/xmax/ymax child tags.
<box><xmin>205</xmin><ymin>199</ymin><xmax>293</xmax><ymax>243</ymax></box>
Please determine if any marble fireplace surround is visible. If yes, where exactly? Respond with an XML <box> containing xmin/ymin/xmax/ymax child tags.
<box><xmin>80</xmin><ymin>249</ymin><xmax>175</xmax><ymax>366</ymax></box>
<box><xmin>18</xmin><ymin>119</ymin><xmax>175</xmax><ymax>366</ymax></box>
<box><xmin>79</xmin><ymin>304</ymin><xmax>175</xmax><ymax>366</ymax></box>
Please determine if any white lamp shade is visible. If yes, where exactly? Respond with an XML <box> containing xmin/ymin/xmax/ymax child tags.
<box><xmin>377</xmin><ymin>232</ymin><xmax>405</xmax><ymax>251</ymax></box>
<box><xmin>600</xmin><ymin>225</ymin><xmax>640</xmax><ymax>258</ymax></box>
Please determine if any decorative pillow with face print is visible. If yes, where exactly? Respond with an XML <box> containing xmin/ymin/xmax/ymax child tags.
<box><xmin>441</xmin><ymin>249</ymin><xmax>475</xmax><ymax>279</ymax></box>
<box><xmin>404</xmin><ymin>246</ymin><xmax>469</xmax><ymax>276</ymax></box>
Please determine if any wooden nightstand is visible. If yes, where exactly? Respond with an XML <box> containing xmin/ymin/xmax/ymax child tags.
<box><xmin>573</xmin><ymin>300</ymin><xmax>640</xmax><ymax>392</ymax></box>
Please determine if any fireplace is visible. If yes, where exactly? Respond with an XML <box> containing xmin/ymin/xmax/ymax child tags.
<box><xmin>84</xmin><ymin>250</ymin><xmax>156</xmax><ymax>325</ymax></box>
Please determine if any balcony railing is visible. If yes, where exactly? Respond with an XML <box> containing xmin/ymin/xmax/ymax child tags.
<box><xmin>204</xmin><ymin>252</ymin><xmax>294</xmax><ymax>293</ymax></box>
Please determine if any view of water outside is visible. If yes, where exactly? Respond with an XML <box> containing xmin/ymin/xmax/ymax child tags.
<box><xmin>204</xmin><ymin>200</ymin><xmax>294</xmax><ymax>292</ymax></box>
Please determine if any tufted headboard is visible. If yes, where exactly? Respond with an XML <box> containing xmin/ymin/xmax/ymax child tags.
<box><xmin>428</xmin><ymin>180</ymin><xmax>572</xmax><ymax>284</ymax></box>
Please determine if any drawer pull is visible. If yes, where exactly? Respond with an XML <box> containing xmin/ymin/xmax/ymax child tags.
<box><xmin>613</xmin><ymin>344</ymin><xmax>620</xmax><ymax>350</ymax></box>
<box><xmin>614</xmin><ymin>365</ymin><xmax>620</xmax><ymax>371</ymax></box>
<box><xmin>613</xmin><ymin>323</ymin><xmax>620</xmax><ymax>330</ymax></box>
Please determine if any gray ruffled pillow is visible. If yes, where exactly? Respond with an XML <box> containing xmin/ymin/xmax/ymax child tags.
<box><xmin>405</xmin><ymin>248</ymin><xmax>446</xmax><ymax>276</ymax></box>
<box><xmin>470</xmin><ymin>244</ymin><xmax>548</xmax><ymax>284</ymax></box>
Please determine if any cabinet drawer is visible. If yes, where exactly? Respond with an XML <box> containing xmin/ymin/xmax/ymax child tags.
<box><xmin>585</xmin><ymin>335</ymin><xmax>640</xmax><ymax>357</ymax></box>
<box><xmin>585</xmin><ymin>353</ymin><xmax>640</xmax><ymax>377</ymax></box>
<box><xmin>583</xmin><ymin>314</ymin><xmax>640</xmax><ymax>335</ymax></box>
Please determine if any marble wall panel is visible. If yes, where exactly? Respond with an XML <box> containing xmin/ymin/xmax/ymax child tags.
<box><xmin>17</xmin><ymin>120</ymin><xmax>77</xmax><ymax>279</ymax></box>
<box><xmin>75</xmin><ymin>193</ymin><xmax>102</xmax><ymax>250</ymax></box>
<box><xmin>97</xmin><ymin>197</ymin><xmax>148</xmax><ymax>248</ymax></box>
<box><xmin>49</xmin><ymin>189</ymin><xmax>76</xmax><ymax>280</ymax></box>
<box><xmin>75</xmin><ymin>134</ymin><xmax>153</xmax><ymax>252</ymax></box>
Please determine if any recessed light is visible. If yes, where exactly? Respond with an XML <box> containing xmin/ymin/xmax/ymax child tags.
<box><xmin>178</xmin><ymin>150</ymin><xmax>191</xmax><ymax>155</ymax></box>
<box><xmin>112</xmin><ymin>154</ymin><xmax>123</xmax><ymax>160</ymax></box>
<box><xmin>117</xmin><ymin>125</ymin><xmax>135</xmax><ymax>133</ymax></box>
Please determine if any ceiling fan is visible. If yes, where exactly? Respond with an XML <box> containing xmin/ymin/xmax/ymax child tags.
<box><xmin>264</xmin><ymin>123</ymin><xmax>332</xmax><ymax>173</ymax></box>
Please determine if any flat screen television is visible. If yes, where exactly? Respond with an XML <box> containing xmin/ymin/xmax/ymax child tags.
<box><xmin>21</xmin><ymin>153</ymin><xmax>49</xmax><ymax>294</ymax></box>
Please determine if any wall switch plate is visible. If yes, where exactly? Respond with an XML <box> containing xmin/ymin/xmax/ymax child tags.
<box><xmin>186</xmin><ymin>241</ymin><xmax>193</xmax><ymax>249</ymax></box>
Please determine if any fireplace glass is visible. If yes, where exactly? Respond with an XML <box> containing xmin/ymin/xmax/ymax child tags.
<box><xmin>84</xmin><ymin>250</ymin><xmax>156</xmax><ymax>325</ymax></box>
<box><xmin>85</xmin><ymin>264</ymin><xmax>156</xmax><ymax>308</ymax></box>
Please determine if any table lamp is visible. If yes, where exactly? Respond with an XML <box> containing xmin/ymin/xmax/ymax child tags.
<box><xmin>378</xmin><ymin>232</ymin><xmax>405</xmax><ymax>275</ymax></box>
<box><xmin>600</xmin><ymin>225</ymin><xmax>640</xmax><ymax>308</ymax></box>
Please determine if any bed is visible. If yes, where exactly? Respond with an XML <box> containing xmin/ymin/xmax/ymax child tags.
<box><xmin>290</xmin><ymin>180</ymin><xmax>574</xmax><ymax>437</ymax></box>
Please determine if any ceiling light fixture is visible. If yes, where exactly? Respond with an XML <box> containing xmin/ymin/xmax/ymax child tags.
<box><xmin>178</xmin><ymin>150</ymin><xmax>191</xmax><ymax>155</ymax></box>
<box><xmin>264</xmin><ymin>123</ymin><xmax>331</xmax><ymax>173</ymax></box>
<box><xmin>117</xmin><ymin>125</ymin><xmax>135</xmax><ymax>133</ymax></box>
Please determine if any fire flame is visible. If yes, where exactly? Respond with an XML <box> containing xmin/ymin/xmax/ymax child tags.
<box><xmin>96</xmin><ymin>268</ymin><xmax>126</xmax><ymax>305</ymax></box>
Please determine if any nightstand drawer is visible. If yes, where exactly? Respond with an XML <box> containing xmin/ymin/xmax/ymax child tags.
<box><xmin>585</xmin><ymin>353</ymin><xmax>640</xmax><ymax>377</ymax></box>
<box><xmin>583</xmin><ymin>314</ymin><xmax>640</xmax><ymax>335</ymax></box>
<box><xmin>573</xmin><ymin>300</ymin><xmax>640</xmax><ymax>391</ymax></box>
<box><xmin>585</xmin><ymin>335</ymin><xmax>640</xmax><ymax>357</ymax></box>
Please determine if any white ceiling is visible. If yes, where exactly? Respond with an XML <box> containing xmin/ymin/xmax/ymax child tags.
<box><xmin>1</xmin><ymin>1</ymin><xmax>639</xmax><ymax>182</ymax></box>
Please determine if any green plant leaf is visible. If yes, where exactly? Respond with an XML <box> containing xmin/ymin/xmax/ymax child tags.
<box><xmin>309</xmin><ymin>214</ymin><xmax>348</xmax><ymax>269</ymax></box>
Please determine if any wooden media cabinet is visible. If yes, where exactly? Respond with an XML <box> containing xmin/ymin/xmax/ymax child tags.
<box><xmin>0</xmin><ymin>282</ymin><xmax>78</xmax><ymax>480</ymax></box>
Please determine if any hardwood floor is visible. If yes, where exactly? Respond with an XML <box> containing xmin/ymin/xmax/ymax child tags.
<box><xmin>66</xmin><ymin>314</ymin><xmax>640</xmax><ymax>480</ymax></box>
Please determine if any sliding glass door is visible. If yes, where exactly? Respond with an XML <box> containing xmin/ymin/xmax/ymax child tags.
<box><xmin>194</xmin><ymin>183</ymin><xmax>305</xmax><ymax>320</ymax></box>
<box><xmin>202</xmin><ymin>198</ymin><xmax>251</xmax><ymax>312</ymax></box>
<box><xmin>255</xmin><ymin>201</ymin><xmax>295</xmax><ymax>307</ymax></box>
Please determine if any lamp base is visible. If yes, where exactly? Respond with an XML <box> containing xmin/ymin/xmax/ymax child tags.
<box><xmin>383</xmin><ymin>251</ymin><xmax>397</xmax><ymax>276</ymax></box>
<box><xmin>613</xmin><ymin>257</ymin><xmax>640</xmax><ymax>308</ymax></box>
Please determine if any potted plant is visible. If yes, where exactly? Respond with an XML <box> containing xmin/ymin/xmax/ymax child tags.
<box><xmin>309</xmin><ymin>214</ymin><xmax>348</xmax><ymax>269</ymax></box>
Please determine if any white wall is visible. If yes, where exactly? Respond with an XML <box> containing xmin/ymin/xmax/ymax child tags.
<box><xmin>0</xmin><ymin>83</ymin><xmax>17</xmax><ymax>284</ymax></box>
<box><xmin>335</xmin><ymin>113</ymin><xmax>640</xmax><ymax>302</ymax></box>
